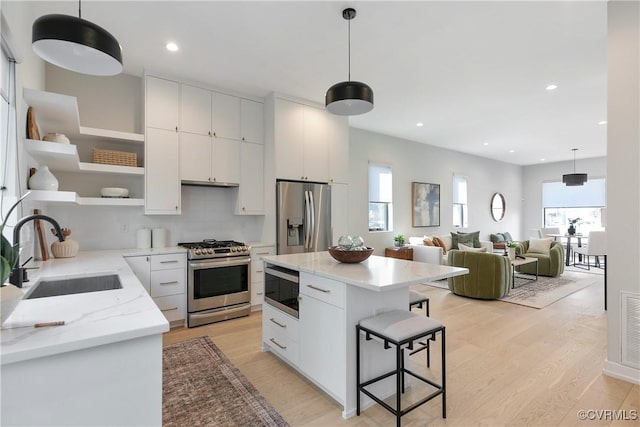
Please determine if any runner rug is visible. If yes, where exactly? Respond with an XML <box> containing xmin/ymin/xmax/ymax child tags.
<box><xmin>163</xmin><ymin>336</ymin><xmax>289</xmax><ymax>427</ymax></box>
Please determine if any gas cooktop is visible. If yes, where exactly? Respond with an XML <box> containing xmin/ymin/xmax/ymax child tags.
<box><xmin>178</xmin><ymin>239</ymin><xmax>251</xmax><ymax>260</ymax></box>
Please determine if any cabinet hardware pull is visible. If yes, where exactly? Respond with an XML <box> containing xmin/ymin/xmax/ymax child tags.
<box><xmin>270</xmin><ymin>338</ymin><xmax>287</xmax><ymax>350</ymax></box>
<box><xmin>160</xmin><ymin>281</ymin><xmax>179</xmax><ymax>285</ymax></box>
<box><xmin>161</xmin><ymin>307</ymin><xmax>178</xmax><ymax>312</ymax></box>
<box><xmin>307</xmin><ymin>284</ymin><xmax>330</xmax><ymax>293</ymax></box>
<box><xmin>269</xmin><ymin>318</ymin><xmax>286</xmax><ymax>328</ymax></box>
<box><xmin>160</xmin><ymin>260</ymin><xmax>179</xmax><ymax>264</ymax></box>
<box><xmin>256</xmin><ymin>270</ymin><xmax>263</xmax><ymax>273</ymax></box>
<box><xmin>257</xmin><ymin>252</ymin><xmax>269</xmax><ymax>255</ymax></box>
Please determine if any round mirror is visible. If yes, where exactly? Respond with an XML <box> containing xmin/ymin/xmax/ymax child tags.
<box><xmin>491</xmin><ymin>193</ymin><xmax>506</xmax><ymax>222</ymax></box>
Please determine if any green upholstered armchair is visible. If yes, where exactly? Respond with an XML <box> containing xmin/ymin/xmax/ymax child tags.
<box><xmin>447</xmin><ymin>250</ymin><xmax>511</xmax><ymax>299</ymax></box>
<box><xmin>515</xmin><ymin>240</ymin><xmax>564</xmax><ymax>277</ymax></box>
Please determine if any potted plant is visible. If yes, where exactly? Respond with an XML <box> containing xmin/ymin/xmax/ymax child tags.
<box><xmin>567</xmin><ymin>218</ymin><xmax>581</xmax><ymax>236</ymax></box>
<box><xmin>506</xmin><ymin>242</ymin><xmax>518</xmax><ymax>260</ymax></box>
<box><xmin>394</xmin><ymin>234</ymin><xmax>405</xmax><ymax>247</ymax></box>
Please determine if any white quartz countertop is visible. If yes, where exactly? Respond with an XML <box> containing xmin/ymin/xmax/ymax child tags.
<box><xmin>262</xmin><ymin>252</ymin><xmax>468</xmax><ymax>291</ymax></box>
<box><xmin>1</xmin><ymin>250</ymin><xmax>171</xmax><ymax>365</ymax></box>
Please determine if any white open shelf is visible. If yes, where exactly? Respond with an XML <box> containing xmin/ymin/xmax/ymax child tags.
<box><xmin>24</xmin><ymin>140</ymin><xmax>144</xmax><ymax>176</ymax></box>
<box><xmin>23</xmin><ymin>88</ymin><xmax>144</xmax><ymax>145</ymax></box>
<box><xmin>28</xmin><ymin>190</ymin><xmax>144</xmax><ymax>206</ymax></box>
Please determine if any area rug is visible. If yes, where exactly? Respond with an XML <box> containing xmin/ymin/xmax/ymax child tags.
<box><xmin>419</xmin><ymin>276</ymin><xmax>597</xmax><ymax>309</ymax></box>
<box><xmin>163</xmin><ymin>336</ymin><xmax>289</xmax><ymax>427</ymax></box>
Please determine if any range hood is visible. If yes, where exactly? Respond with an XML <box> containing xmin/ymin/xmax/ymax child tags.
<box><xmin>181</xmin><ymin>180</ymin><xmax>239</xmax><ymax>188</ymax></box>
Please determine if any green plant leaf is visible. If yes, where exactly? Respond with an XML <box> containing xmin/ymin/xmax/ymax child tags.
<box><xmin>1</xmin><ymin>256</ymin><xmax>11</xmax><ymax>284</ymax></box>
<box><xmin>1</xmin><ymin>233</ymin><xmax>16</xmax><ymax>270</ymax></box>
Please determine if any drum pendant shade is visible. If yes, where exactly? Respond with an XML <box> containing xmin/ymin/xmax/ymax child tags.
<box><xmin>325</xmin><ymin>8</ymin><xmax>374</xmax><ymax>116</ymax></box>
<box><xmin>562</xmin><ymin>148</ymin><xmax>587</xmax><ymax>186</ymax></box>
<box><xmin>32</xmin><ymin>13</ymin><xmax>123</xmax><ymax>76</ymax></box>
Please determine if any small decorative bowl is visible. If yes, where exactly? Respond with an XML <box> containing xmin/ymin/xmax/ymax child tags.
<box><xmin>328</xmin><ymin>246</ymin><xmax>374</xmax><ymax>263</ymax></box>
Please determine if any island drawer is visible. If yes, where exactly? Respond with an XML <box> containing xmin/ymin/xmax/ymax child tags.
<box><xmin>262</xmin><ymin>303</ymin><xmax>299</xmax><ymax>341</ymax></box>
<box><xmin>150</xmin><ymin>269</ymin><xmax>185</xmax><ymax>298</ymax></box>
<box><xmin>300</xmin><ymin>272</ymin><xmax>345</xmax><ymax>309</ymax></box>
<box><xmin>150</xmin><ymin>253</ymin><xmax>186</xmax><ymax>271</ymax></box>
<box><xmin>263</xmin><ymin>322</ymin><xmax>299</xmax><ymax>367</ymax></box>
<box><xmin>154</xmin><ymin>293</ymin><xmax>186</xmax><ymax>323</ymax></box>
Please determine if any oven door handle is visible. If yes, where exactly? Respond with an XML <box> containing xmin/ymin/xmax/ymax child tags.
<box><xmin>188</xmin><ymin>257</ymin><xmax>251</xmax><ymax>270</ymax></box>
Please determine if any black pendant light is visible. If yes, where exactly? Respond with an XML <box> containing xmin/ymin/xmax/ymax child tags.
<box><xmin>562</xmin><ymin>148</ymin><xmax>588</xmax><ymax>186</ymax></box>
<box><xmin>32</xmin><ymin>0</ymin><xmax>123</xmax><ymax>76</ymax></box>
<box><xmin>325</xmin><ymin>8</ymin><xmax>373</xmax><ymax>116</ymax></box>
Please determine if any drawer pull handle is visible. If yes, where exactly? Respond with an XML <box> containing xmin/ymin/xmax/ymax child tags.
<box><xmin>160</xmin><ymin>307</ymin><xmax>178</xmax><ymax>312</ymax></box>
<box><xmin>159</xmin><ymin>281</ymin><xmax>179</xmax><ymax>285</ymax></box>
<box><xmin>269</xmin><ymin>318</ymin><xmax>286</xmax><ymax>328</ymax></box>
<box><xmin>270</xmin><ymin>338</ymin><xmax>287</xmax><ymax>350</ymax></box>
<box><xmin>160</xmin><ymin>260</ymin><xmax>179</xmax><ymax>264</ymax></box>
<box><xmin>257</xmin><ymin>252</ymin><xmax>270</xmax><ymax>255</ymax></box>
<box><xmin>256</xmin><ymin>270</ymin><xmax>263</xmax><ymax>273</ymax></box>
<box><xmin>307</xmin><ymin>284</ymin><xmax>330</xmax><ymax>293</ymax></box>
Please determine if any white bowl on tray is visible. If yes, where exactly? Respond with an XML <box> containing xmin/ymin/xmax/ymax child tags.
<box><xmin>100</xmin><ymin>187</ymin><xmax>129</xmax><ymax>198</ymax></box>
<box><xmin>42</xmin><ymin>133</ymin><xmax>70</xmax><ymax>144</ymax></box>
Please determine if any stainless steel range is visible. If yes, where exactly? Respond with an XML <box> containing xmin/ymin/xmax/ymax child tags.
<box><xmin>179</xmin><ymin>239</ymin><xmax>251</xmax><ymax>327</ymax></box>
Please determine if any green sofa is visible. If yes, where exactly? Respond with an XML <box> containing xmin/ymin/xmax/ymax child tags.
<box><xmin>447</xmin><ymin>250</ymin><xmax>512</xmax><ymax>299</ymax></box>
<box><xmin>515</xmin><ymin>240</ymin><xmax>564</xmax><ymax>277</ymax></box>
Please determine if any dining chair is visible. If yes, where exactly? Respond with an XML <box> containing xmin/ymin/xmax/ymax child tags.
<box><xmin>573</xmin><ymin>231</ymin><xmax>606</xmax><ymax>270</ymax></box>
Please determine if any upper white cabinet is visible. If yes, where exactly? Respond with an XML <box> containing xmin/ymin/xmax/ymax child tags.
<box><xmin>212</xmin><ymin>92</ymin><xmax>241</xmax><ymax>140</ymax></box>
<box><xmin>145</xmin><ymin>127</ymin><xmax>181</xmax><ymax>214</ymax></box>
<box><xmin>146</xmin><ymin>76</ymin><xmax>179</xmax><ymax>131</ymax></box>
<box><xmin>241</xmin><ymin>99</ymin><xmax>264</xmax><ymax>144</ymax></box>
<box><xmin>179</xmin><ymin>84</ymin><xmax>210</xmax><ymax>135</ymax></box>
<box><xmin>235</xmin><ymin>141</ymin><xmax>264</xmax><ymax>214</ymax></box>
<box><xmin>271</xmin><ymin>96</ymin><xmax>348</xmax><ymax>183</ymax></box>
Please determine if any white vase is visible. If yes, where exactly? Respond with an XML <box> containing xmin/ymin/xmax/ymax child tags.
<box><xmin>1</xmin><ymin>284</ymin><xmax>23</xmax><ymax>325</ymax></box>
<box><xmin>29</xmin><ymin>166</ymin><xmax>59</xmax><ymax>191</ymax></box>
<box><xmin>507</xmin><ymin>247</ymin><xmax>516</xmax><ymax>260</ymax></box>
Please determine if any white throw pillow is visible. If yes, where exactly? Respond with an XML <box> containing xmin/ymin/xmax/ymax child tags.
<box><xmin>459</xmin><ymin>243</ymin><xmax>488</xmax><ymax>253</ymax></box>
<box><xmin>528</xmin><ymin>238</ymin><xmax>553</xmax><ymax>254</ymax></box>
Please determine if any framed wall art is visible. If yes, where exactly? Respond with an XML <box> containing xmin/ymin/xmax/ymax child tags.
<box><xmin>412</xmin><ymin>182</ymin><xmax>440</xmax><ymax>227</ymax></box>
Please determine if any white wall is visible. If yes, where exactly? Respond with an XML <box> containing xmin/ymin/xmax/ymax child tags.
<box><xmin>522</xmin><ymin>156</ymin><xmax>607</xmax><ymax>238</ymax></box>
<box><xmin>348</xmin><ymin>127</ymin><xmax>523</xmax><ymax>255</ymax></box>
<box><xmin>604</xmin><ymin>1</ymin><xmax>640</xmax><ymax>384</ymax></box>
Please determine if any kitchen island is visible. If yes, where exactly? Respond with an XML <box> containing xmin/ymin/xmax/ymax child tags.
<box><xmin>1</xmin><ymin>250</ymin><xmax>172</xmax><ymax>426</ymax></box>
<box><xmin>261</xmin><ymin>251</ymin><xmax>468</xmax><ymax>419</ymax></box>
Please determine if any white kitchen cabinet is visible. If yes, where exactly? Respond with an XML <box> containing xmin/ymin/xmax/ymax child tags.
<box><xmin>212</xmin><ymin>92</ymin><xmax>241</xmax><ymax>140</ymax></box>
<box><xmin>125</xmin><ymin>253</ymin><xmax>186</xmax><ymax>327</ymax></box>
<box><xmin>331</xmin><ymin>183</ymin><xmax>349</xmax><ymax>245</ymax></box>
<box><xmin>146</xmin><ymin>76</ymin><xmax>179</xmax><ymax>131</ymax></box>
<box><xmin>241</xmin><ymin>99</ymin><xmax>264</xmax><ymax>144</ymax></box>
<box><xmin>328</xmin><ymin>114</ymin><xmax>349</xmax><ymax>184</ymax></box>
<box><xmin>145</xmin><ymin>127</ymin><xmax>180</xmax><ymax>214</ymax></box>
<box><xmin>211</xmin><ymin>138</ymin><xmax>241</xmax><ymax>184</ymax></box>
<box><xmin>179</xmin><ymin>83</ymin><xmax>211</xmax><ymax>135</ymax></box>
<box><xmin>249</xmin><ymin>245</ymin><xmax>276</xmax><ymax>308</ymax></box>
<box><xmin>298</xmin><ymin>274</ymin><xmax>346</xmax><ymax>402</ymax></box>
<box><xmin>179</xmin><ymin>132</ymin><xmax>211</xmax><ymax>182</ymax></box>
<box><xmin>236</xmin><ymin>141</ymin><xmax>264</xmax><ymax>214</ymax></box>
<box><xmin>273</xmin><ymin>97</ymin><xmax>346</xmax><ymax>183</ymax></box>
<box><xmin>262</xmin><ymin>303</ymin><xmax>299</xmax><ymax>366</ymax></box>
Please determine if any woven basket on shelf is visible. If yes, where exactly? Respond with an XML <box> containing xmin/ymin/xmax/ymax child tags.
<box><xmin>92</xmin><ymin>148</ymin><xmax>137</xmax><ymax>167</ymax></box>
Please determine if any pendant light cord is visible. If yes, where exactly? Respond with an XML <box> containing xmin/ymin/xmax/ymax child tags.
<box><xmin>348</xmin><ymin>16</ymin><xmax>351</xmax><ymax>81</ymax></box>
<box><xmin>78</xmin><ymin>0</ymin><xmax>82</xmax><ymax>19</ymax></box>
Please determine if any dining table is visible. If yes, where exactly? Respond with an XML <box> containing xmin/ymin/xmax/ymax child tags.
<box><xmin>547</xmin><ymin>233</ymin><xmax>588</xmax><ymax>266</ymax></box>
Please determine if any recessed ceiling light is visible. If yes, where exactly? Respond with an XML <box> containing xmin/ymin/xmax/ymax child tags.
<box><xmin>509</xmin><ymin>150</ymin><xmax>515</xmax><ymax>153</ymax></box>
<box><xmin>540</xmin><ymin>158</ymin><xmax>546</xmax><ymax>162</ymax></box>
<box><xmin>546</xmin><ymin>84</ymin><xmax>558</xmax><ymax>91</ymax></box>
<box><xmin>416</xmin><ymin>122</ymin><xmax>423</xmax><ymax>127</ymax></box>
<box><xmin>598</xmin><ymin>120</ymin><xmax>607</xmax><ymax>125</ymax></box>
<box><xmin>483</xmin><ymin>142</ymin><xmax>489</xmax><ymax>146</ymax></box>
<box><xmin>166</xmin><ymin>42</ymin><xmax>179</xmax><ymax>52</ymax></box>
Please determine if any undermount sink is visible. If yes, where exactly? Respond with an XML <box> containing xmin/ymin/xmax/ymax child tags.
<box><xmin>24</xmin><ymin>274</ymin><xmax>123</xmax><ymax>299</ymax></box>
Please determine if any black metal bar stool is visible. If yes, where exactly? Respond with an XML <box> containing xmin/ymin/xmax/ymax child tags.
<box><xmin>409</xmin><ymin>291</ymin><xmax>432</xmax><ymax>366</ymax></box>
<box><xmin>356</xmin><ymin>309</ymin><xmax>446</xmax><ymax>427</ymax></box>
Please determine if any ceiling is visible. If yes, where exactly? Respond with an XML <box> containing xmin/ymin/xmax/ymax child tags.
<box><xmin>24</xmin><ymin>1</ymin><xmax>607</xmax><ymax>166</ymax></box>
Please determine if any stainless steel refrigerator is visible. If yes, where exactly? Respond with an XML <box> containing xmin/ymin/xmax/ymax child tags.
<box><xmin>276</xmin><ymin>180</ymin><xmax>332</xmax><ymax>254</ymax></box>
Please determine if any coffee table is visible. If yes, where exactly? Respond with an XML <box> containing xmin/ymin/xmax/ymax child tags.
<box><xmin>510</xmin><ymin>257</ymin><xmax>538</xmax><ymax>288</ymax></box>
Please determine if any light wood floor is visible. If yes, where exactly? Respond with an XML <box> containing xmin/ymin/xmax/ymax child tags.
<box><xmin>164</xmin><ymin>271</ymin><xmax>639</xmax><ymax>426</ymax></box>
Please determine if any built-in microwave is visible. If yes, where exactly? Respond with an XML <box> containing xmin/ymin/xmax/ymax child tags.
<box><xmin>264</xmin><ymin>264</ymin><xmax>299</xmax><ymax>318</ymax></box>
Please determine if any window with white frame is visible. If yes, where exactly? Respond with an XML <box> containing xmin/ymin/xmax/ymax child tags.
<box><xmin>542</xmin><ymin>178</ymin><xmax>606</xmax><ymax>234</ymax></box>
<box><xmin>368</xmin><ymin>163</ymin><xmax>393</xmax><ymax>232</ymax></box>
<box><xmin>452</xmin><ymin>174</ymin><xmax>468</xmax><ymax>228</ymax></box>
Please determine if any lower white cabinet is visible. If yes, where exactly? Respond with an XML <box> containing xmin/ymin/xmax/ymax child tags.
<box><xmin>262</xmin><ymin>303</ymin><xmax>299</xmax><ymax>366</ymax></box>
<box><xmin>298</xmin><ymin>274</ymin><xmax>346</xmax><ymax>402</ymax></box>
<box><xmin>125</xmin><ymin>252</ymin><xmax>186</xmax><ymax>326</ymax></box>
<box><xmin>249</xmin><ymin>245</ymin><xmax>276</xmax><ymax>308</ymax></box>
